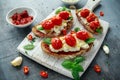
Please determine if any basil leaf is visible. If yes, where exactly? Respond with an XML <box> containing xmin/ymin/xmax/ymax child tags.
<box><xmin>62</xmin><ymin>60</ymin><xmax>73</xmax><ymax>69</ymax></box>
<box><xmin>74</xmin><ymin>56</ymin><xmax>85</xmax><ymax>64</ymax></box>
<box><xmin>85</xmin><ymin>38</ymin><xmax>95</xmax><ymax>44</ymax></box>
<box><xmin>43</xmin><ymin>38</ymin><xmax>51</xmax><ymax>45</ymax></box>
<box><xmin>72</xmin><ymin>70</ymin><xmax>80</xmax><ymax>80</ymax></box>
<box><xmin>72</xmin><ymin>64</ymin><xmax>84</xmax><ymax>72</ymax></box>
<box><xmin>74</xmin><ymin>27</ymin><xmax>80</xmax><ymax>32</ymax></box>
<box><xmin>24</xmin><ymin>44</ymin><xmax>34</xmax><ymax>50</ymax></box>
<box><xmin>68</xmin><ymin>16</ymin><xmax>73</xmax><ymax>20</ymax></box>
<box><xmin>96</xmin><ymin>27</ymin><xmax>102</xmax><ymax>34</ymax></box>
<box><xmin>55</xmin><ymin>7</ymin><xmax>71</xmax><ymax>14</ymax></box>
<box><xmin>55</xmin><ymin>9</ymin><xmax>61</xmax><ymax>14</ymax></box>
<box><xmin>37</xmin><ymin>27</ymin><xmax>44</xmax><ymax>30</ymax></box>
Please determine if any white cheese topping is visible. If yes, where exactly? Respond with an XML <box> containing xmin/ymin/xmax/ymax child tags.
<box><xmin>49</xmin><ymin>34</ymin><xmax>89</xmax><ymax>52</ymax></box>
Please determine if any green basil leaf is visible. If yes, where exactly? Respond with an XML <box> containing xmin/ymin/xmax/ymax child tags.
<box><xmin>85</xmin><ymin>38</ymin><xmax>95</xmax><ymax>44</ymax></box>
<box><xmin>74</xmin><ymin>56</ymin><xmax>85</xmax><ymax>64</ymax></box>
<box><xmin>37</xmin><ymin>27</ymin><xmax>44</xmax><ymax>30</ymax></box>
<box><xmin>68</xmin><ymin>16</ymin><xmax>73</xmax><ymax>20</ymax></box>
<box><xmin>74</xmin><ymin>27</ymin><xmax>80</xmax><ymax>32</ymax></box>
<box><xmin>43</xmin><ymin>38</ymin><xmax>51</xmax><ymax>45</ymax></box>
<box><xmin>24</xmin><ymin>44</ymin><xmax>34</xmax><ymax>50</ymax></box>
<box><xmin>96</xmin><ymin>27</ymin><xmax>102</xmax><ymax>34</ymax></box>
<box><xmin>72</xmin><ymin>70</ymin><xmax>80</xmax><ymax>80</ymax></box>
<box><xmin>62</xmin><ymin>60</ymin><xmax>74</xmax><ymax>69</ymax></box>
<box><xmin>55</xmin><ymin>9</ymin><xmax>61</xmax><ymax>14</ymax></box>
<box><xmin>72</xmin><ymin>64</ymin><xmax>84</xmax><ymax>72</ymax></box>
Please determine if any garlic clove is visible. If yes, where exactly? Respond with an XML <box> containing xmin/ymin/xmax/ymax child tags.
<box><xmin>11</xmin><ymin>56</ymin><xmax>23</xmax><ymax>67</ymax></box>
<box><xmin>103</xmin><ymin>45</ymin><xmax>110</xmax><ymax>54</ymax></box>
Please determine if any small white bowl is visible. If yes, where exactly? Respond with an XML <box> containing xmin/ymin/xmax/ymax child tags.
<box><xmin>6</xmin><ymin>7</ymin><xmax>37</xmax><ymax>28</ymax></box>
<box><xmin>61</xmin><ymin>0</ymin><xmax>80</xmax><ymax>5</ymax></box>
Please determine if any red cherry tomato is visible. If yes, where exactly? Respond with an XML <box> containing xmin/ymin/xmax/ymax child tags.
<box><xmin>51</xmin><ymin>16</ymin><xmax>62</xmax><ymax>25</ymax></box>
<box><xmin>62</xmin><ymin>29</ymin><xmax>67</xmax><ymax>35</ymax></box>
<box><xmin>41</xmin><ymin>20</ymin><xmax>54</xmax><ymax>30</ymax></box>
<box><xmin>100</xmin><ymin>11</ymin><xmax>104</xmax><ymax>16</ymax></box>
<box><xmin>65</xmin><ymin>34</ymin><xmax>76</xmax><ymax>47</ymax></box>
<box><xmin>94</xmin><ymin>64</ymin><xmax>101</xmax><ymax>73</ymax></box>
<box><xmin>23</xmin><ymin>66</ymin><xmax>29</xmax><ymax>74</ymax></box>
<box><xmin>76</xmin><ymin>30</ymin><xmax>89</xmax><ymax>40</ymax></box>
<box><xmin>89</xmin><ymin>21</ymin><xmax>100</xmax><ymax>31</ymax></box>
<box><xmin>28</xmin><ymin>34</ymin><xmax>33</xmax><ymax>40</ymax></box>
<box><xmin>51</xmin><ymin>38</ymin><xmax>63</xmax><ymax>49</ymax></box>
<box><xmin>58</xmin><ymin>11</ymin><xmax>69</xmax><ymax>20</ymax></box>
<box><xmin>86</xmin><ymin>13</ymin><xmax>96</xmax><ymax>22</ymax></box>
<box><xmin>40</xmin><ymin>71</ymin><xmax>48</xmax><ymax>78</ymax></box>
<box><xmin>80</xmin><ymin>9</ymin><xmax>90</xmax><ymax>18</ymax></box>
<box><xmin>20</xmin><ymin>10</ymin><xmax>29</xmax><ymax>18</ymax></box>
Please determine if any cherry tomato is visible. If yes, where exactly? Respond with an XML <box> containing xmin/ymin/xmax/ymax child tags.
<box><xmin>86</xmin><ymin>13</ymin><xmax>96</xmax><ymax>22</ymax></box>
<box><xmin>94</xmin><ymin>64</ymin><xmax>101</xmax><ymax>73</ymax></box>
<box><xmin>62</xmin><ymin>29</ymin><xmax>67</xmax><ymax>35</ymax></box>
<box><xmin>58</xmin><ymin>11</ymin><xmax>69</xmax><ymax>20</ymax></box>
<box><xmin>89</xmin><ymin>21</ymin><xmax>100</xmax><ymax>31</ymax></box>
<box><xmin>23</xmin><ymin>66</ymin><xmax>29</xmax><ymax>74</ymax></box>
<box><xmin>20</xmin><ymin>10</ymin><xmax>29</xmax><ymax>18</ymax></box>
<box><xmin>65</xmin><ymin>34</ymin><xmax>76</xmax><ymax>47</ymax></box>
<box><xmin>51</xmin><ymin>38</ymin><xmax>63</xmax><ymax>49</ymax></box>
<box><xmin>51</xmin><ymin>16</ymin><xmax>62</xmax><ymax>25</ymax></box>
<box><xmin>100</xmin><ymin>11</ymin><xmax>104</xmax><ymax>16</ymax></box>
<box><xmin>76</xmin><ymin>30</ymin><xmax>89</xmax><ymax>40</ymax></box>
<box><xmin>28</xmin><ymin>34</ymin><xmax>33</xmax><ymax>40</ymax></box>
<box><xmin>40</xmin><ymin>71</ymin><xmax>48</xmax><ymax>78</ymax></box>
<box><xmin>41</xmin><ymin>20</ymin><xmax>54</xmax><ymax>30</ymax></box>
<box><xmin>80</xmin><ymin>9</ymin><xmax>90</xmax><ymax>18</ymax></box>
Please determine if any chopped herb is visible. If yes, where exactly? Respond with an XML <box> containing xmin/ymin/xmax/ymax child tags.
<box><xmin>62</xmin><ymin>56</ymin><xmax>85</xmax><ymax>80</ymax></box>
<box><xmin>30</xmin><ymin>37</ymin><xmax>36</xmax><ymax>44</ymax></box>
<box><xmin>25</xmin><ymin>51</ymin><xmax>28</xmax><ymax>55</ymax></box>
<box><xmin>43</xmin><ymin>38</ymin><xmax>51</xmax><ymax>45</ymax></box>
<box><xmin>96</xmin><ymin>27</ymin><xmax>102</xmax><ymax>34</ymax></box>
<box><xmin>74</xmin><ymin>27</ymin><xmax>80</xmax><ymax>32</ymax></box>
<box><xmin>85</xmin><ymin>38</ymin><xmax>96</xmax><ymax>44</ymax></box>
<box><xmin>23</xmin><ymin>44</ymin><xmax>35</xmax><ymax>50</ymax></box>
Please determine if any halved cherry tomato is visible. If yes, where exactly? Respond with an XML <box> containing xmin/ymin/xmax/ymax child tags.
<box><xmin>94</xmin><ymin>64</ymin><xmax>101</xmax><ymax>73</ymax></box>
<box><xmin>28</xmin><ymin>34</ymin><xmax>33</xmax><ymax>40</ymax></box>
<box><xmin>51</xmin><ymin>38</ymin><xmax>63</xmax><ymax>49</ymax></box>
<box><xmin>58</xmin><ymin>11</ymin><xmax>69</xmax><ymax>20</ymax></box>
<box><xmin>76</xmin><ymin>30</ymin><xmax>89</xmax><ymax>40</ymax></box>
<box><xmin>51</xmin><ymin>16</ymin><xmax>62</xmax><ymax>25</ymax></box>
<box><xmin>65</xmin><ymin>34</ymin><xmax>76</xmax><ymax>47</ymax></box>
<box><xmin>100</xmin><ymin>11</ymin><xmax>104</xmax><ymax>16</ymax></box>
<box><xmin>23</xmin><ymin>66</ymin><xmax>29</xmax><ymax>74</ymax></box>
<box><xmin>89</xmin><ymin>21</ymin><xmax>100</xmax><ymax>31</ymax></box>
<box><xmin>41</xmin><ymin>20</ymin><xmax>54</xmax><ymax>30</ymax></box>
<box><xmin>40</xmin><ymin>71</ymin><xmax>48</xmax><ymax>78</ymax></box>
<box><xmin>62</xmin><ymin>29</ymin><xmax>67</xmax><ymax>35</ymax></box>
<box><xmin>80</xmin><ymin>9</ymin><xmax>90</xmax><ymax>18</ymax></box>
<box><xmin>86</xmin><ymin>13</ymin><xmax>96</xmax><ymax>22</ymax></box>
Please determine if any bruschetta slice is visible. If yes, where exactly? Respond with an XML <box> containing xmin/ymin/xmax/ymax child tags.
<box><xmin>32</xmin><ymin>7</ymin><xmax>73</xmax><ymax>37</ymax></box>
<box><xmin>76</xmin><ymin>9</ymin><xmax>103</xmax><ymax>34</ymax></box>
<box><xmin>41</xmin><ymin>30</ymin><xmax>95</xmax><ymax>59</ymax></box>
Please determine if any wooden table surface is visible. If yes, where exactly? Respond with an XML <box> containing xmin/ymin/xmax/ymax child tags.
<box><xmin>0</xmin><ymin>0</ymin><xmax>120</xmax><ymax>80</ymax></box>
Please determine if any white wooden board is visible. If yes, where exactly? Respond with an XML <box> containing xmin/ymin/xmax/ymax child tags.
<box><xmin>17</xmin><ymin>7</ymin><xmax>109</xmax><ymax>78</ymax></box>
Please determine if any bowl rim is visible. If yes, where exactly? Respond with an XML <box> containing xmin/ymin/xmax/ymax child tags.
<box><xmin>61</xmin><ymin>0</ymin><xmax>79</xmax><ymax>3</ymax></box>
<box><xmin>6</xmin><ymin>6</ymin><xmax>37</xmax><ymax>28</ymax></box>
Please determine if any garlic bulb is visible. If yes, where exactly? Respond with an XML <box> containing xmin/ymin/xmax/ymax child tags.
<box><xmin>103</xmin><ymin>45</ymin><xmax>110</xmax><ymax>54</ymax></box>
<box><xmin>11</xmin><ymin>56</ymin><xmax>23</xmax><ymax>67</ymax></box>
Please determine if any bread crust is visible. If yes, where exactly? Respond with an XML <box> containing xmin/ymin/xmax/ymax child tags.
<box><xmin>76</xmin><ymin>10</ymin><xmax>103</xmax><ymax>34</ymax></box>
<box><xmin>41</xmin><ymin>41</ymin><xmax>93</xmax><ymax>59</ymax></box>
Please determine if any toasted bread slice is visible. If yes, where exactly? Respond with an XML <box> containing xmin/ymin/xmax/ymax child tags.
<box><xmin>41</xmin><ymin>30</ymin><xmax>94</xmax><ymax>59</ymax></box>
<box><xmin>76</xmin><ymin>9</ymin><xmax>103</xmax><ymax>34</ymax></box>
<box><xmin>32</xmin><ymin>19</ymin><xmax>73</xmax><ymax>38</ymax></box>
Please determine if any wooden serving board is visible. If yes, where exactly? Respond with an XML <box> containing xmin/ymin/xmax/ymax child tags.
<box><xmin>17</xmin><ymin>0</ymin><xmax>109</xmax><ymax>78</ymax></box>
